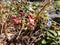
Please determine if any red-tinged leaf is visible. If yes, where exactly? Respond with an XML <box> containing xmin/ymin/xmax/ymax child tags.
<box><xmin>12</xmin><ymin>17</ymin><xmax>21</xmax><ymax>24</ymax></box>
<box><xmin>19</xmin><ymin>12</ymin><xmax>24</xmax><ymax>16</ymax></box>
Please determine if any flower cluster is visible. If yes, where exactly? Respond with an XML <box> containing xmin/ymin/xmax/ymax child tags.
<box><xmin>26</xmin><ymin>13</ymin><xmax>37</xmax><ymax>27</ymax></box>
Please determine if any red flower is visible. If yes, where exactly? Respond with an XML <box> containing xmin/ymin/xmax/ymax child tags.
<box><xmin>27</xmin><ymin>13</ymin><xmax>37</xmax><ymax>27</ymax></box>
<box><xmin>31</xmin><ymin>22</ymin><xmax>36</xmax><ymax>27</ymax></box>
<box><xmin>12</xmin><ymin>17</ymin><xmax>21</xmax><ymax>24</ymax></box>
<box><xmin>26</xmin><ymin>22</ymin><xmax>31</xmax><ymax>26</ymax></box>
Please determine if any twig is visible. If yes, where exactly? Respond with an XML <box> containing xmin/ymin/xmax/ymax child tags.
<box><xmin>37</xmin><ymin>2</ymin><xmax>51</xmax><ymax>17</ymax></box>
<box><xmin>0</xmin><ymin>19</ymin><xmax>3</xmax><ymax>33</ymax></box>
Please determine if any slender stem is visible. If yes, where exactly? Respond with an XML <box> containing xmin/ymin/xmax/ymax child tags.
<box><xmin>1</xmin><ymin>23</ymin><xmax>4</xmax><ymax>34</ymax></box>
<box><xmin>37</xmin><ymin>2</ymin><xmax>51</xmax><ymax>17</ymax></box>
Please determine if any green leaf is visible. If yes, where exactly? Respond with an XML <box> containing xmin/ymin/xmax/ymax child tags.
<box><xmin>47</xmin><ymin>32</ymin><xmax>55</xmax><ymax>38</ymax></box>
<box><xmin>22</xmin><ymin>24</ymin><xmax>24</xmax><ymax>28</ymax></box>
<box><xmin>41</xmin><ymin>39</ymin><xmax>46</xmax><ymax>44</ymax></box>
<box><xmin>47</xmin><ymin>37</ymin><xmax>51</xmax><ymax>40</ymax></box>
<box><xmin>13</xmin><ymin>4</ymin><xmax>17</xmax><ymax>9</ymax></box>
<box><xmin>57</xmin><ymin>31</ymin><xmax>60</xmax><ymax>36</ymax></box>
<box><xmin>40</xmin><ymin>24</ymin><xmax>44</xmax><ymax>28</ymax></box>
<box><xmin>6</xmin><ymin>2</ymin><xmax>10</xmax><ymax>7</ymax></box>
<box><xmin>48</xmin><ymin>30</ymin><xmax>57</xmax><ymax>37</ymax></box>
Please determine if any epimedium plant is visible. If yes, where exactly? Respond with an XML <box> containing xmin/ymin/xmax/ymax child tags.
<box><xmin>0</xmin><ymin>0</ymin><xmax>60</xmax><ymax>45</ymax></box>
